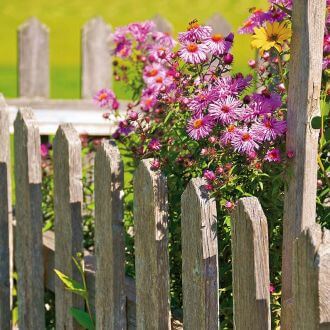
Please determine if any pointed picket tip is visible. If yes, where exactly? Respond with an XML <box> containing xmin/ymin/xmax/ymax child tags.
<box><xmin>82</xmin><ymin>16</ymin><xmax>112</xmax><ymax>32</ymax></box>
<box><xmin>206</xmin><ymin>13</ymin><xmax>232</xmax><ymax>36</ymax></box>
<box><xmin>152</xmin><ymin>14</ymin><xmax>173</xmax><ymax>34</ymax></box>
<box><xmin>0</xmin><ymin>93</ymin><xmax>7</xmax><ymax>108</ymax></box>
<box><xmin>18</xmin><ymin>17</ymin><xmax>49</xmax><ymax>33</ymax></box>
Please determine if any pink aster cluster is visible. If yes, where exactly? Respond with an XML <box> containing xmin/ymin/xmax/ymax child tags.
<box><xmin>184</xmin><ymin>77</ymin><xmax>286</xmax><ymax>160</ymax></box>
<box><xmin>240</xmin><ymin>0</ymin><xmax>330</xmax><ymax>71</ymax></box>
<box><xmin>96</xmin><ymin>20</ymin><xmax>289</xmax><ymax>192</ymax></box>
<box><xmin>178</xmin><ymin>21</ymin><xmax>233</xmax><ymax>64</ymax></box>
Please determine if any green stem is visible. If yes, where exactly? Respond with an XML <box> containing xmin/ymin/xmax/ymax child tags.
<box><xmin>277</xmin><ymin>52</ymin><xmax>288</xmax><ymax>90</ymax></box>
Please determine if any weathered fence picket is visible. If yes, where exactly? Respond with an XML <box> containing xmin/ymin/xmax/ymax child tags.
<box><xmin>231</xmin><ymin>197</ymin><xmax>271</xmax><ymax>330</ymax></box>
<box><xmin>134</xmin><ymin>159</ymin><xmax>171</xmax><ymax>329</ymax></box>
<box><xmin>206</xmin><ymin>13</ymin><xmax>231</xmax><ymax>36</ymax></box>
<box><xmin>0</xmin><ymin>95</ymin><xmax>12</xmax><ymax>329</ymax></box>
<box><xmin>53</xmin><ymin>124</ymin><xmax>84</xmax><ymax>330</ymax></box>
<box><xmin>18</xmin><ymin>18</ymin><xmax>49</xmax><ymax>98</ymax></box>
<box><xmin>181</xmin><ymin>178</ymin><xmax>219</xmax><ymax>330</ymax></box>
<box><xmin>293</xmin><ymin>224</ymin><xmax>330</xmax><ymax>329</ymax></box>
<box><xmin>281</xmin><ymin>0</ymin><xmax>327</xmax><ymax>327</ymax></box>
<box><xmin>14</xmin><ymin>108</ymin><xmax>45</xmax><ymax>329</ymax></box>
<box><xmin>152</xmin><ymin>14</ymin><xmax>173</xmax><ymax>34</ymax></box>
<box><xmin>81</xmin><ymin>17</ymin><xmax>113</xmax><ymax>99</ymax></box>
<box><xmin>94</xmin><ymin>141</ymin><xmax>126</xmax><ymax>329</ymax></box>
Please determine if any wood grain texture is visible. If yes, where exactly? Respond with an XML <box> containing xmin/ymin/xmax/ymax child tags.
<box><xmin>134</xmin><ymin>159</ymin><xmax>171</xmax><ymax>329</ymax></box>
<box><xmin>0</xmin><ymin>95</ymin><xmax>12</xmax><ymax>329</ymax></box>
<box><xmin>18</xmin><ymin>18</ymin><xmax>49</xmax><ymax>98</ymax></box>
<box><xmin>281</xmin><ymin>1</ymin><xmax>327</xmax><ymax>327</ymax></box>
<box><xmin>53</xmin><ymin>124</ymin><xmax>84</xmax><ymax>330</ymax></box>
<box><xmin>181</xmin><ymin>178</ymin><xmax>218</xmax><ymax>330</ymax></box>
<box><xmin>14</xmin><ymin>108</ymin><xmax>45</xmax><ymax>329</ymax></box>
<box><xmin>94</xmin><ymin>141</ymin><xmax>126</xmax><ymax>329</ymax></box>
<box><xmin>81</xmin><ymin>17</ymin><xmax>112</xmax><ymax>98</ymax></box>
<box><xmin>293</xmin><ymin>224</ymin><xmax>330</xmax><ymax>329</ymax></box>
<box><xmin>231</xmin><ymin>197</ymin><xmax>270</xmax><ymax>330</ymax></box>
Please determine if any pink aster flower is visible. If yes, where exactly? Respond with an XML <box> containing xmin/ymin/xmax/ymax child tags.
<box><xmin>128</xmin><ymin>21</ymin><xmax>155</xmax><ymax>43</ymax></box>
<box><xmin>220</xmin><ymin>124</ymin><xmax>237</xmax><ymax>145</ymax></box>
<box><xmin>178</xmin><ymin>22</ymin><xmax>212</xmax><ymax>43</ymax></box>
<box><xmin>94</xmin><ymin>89</ymin><xmax>119</xmax><ymax>109</ymax></box>
<box><xmin>209</xmin><ymin>96</ymin><xmax>242</xmax><ymax>124</ymax></box>
<box><xmin>179</xmin><ymin>42</ymin><xmax>208</xmax><ymax>64</ymax></box>
<box><xmin>143</xmin><ymin>63</ymin><xmax>166</xmax><ymax>84</ymax></box>
<box><xmin>140</xmin><ymin>87</ymin><xmax>158</xmax><ymax>111</ymax></box>
<box><xmin>188</xmin><ymin>89</ymin><xmax>217</xmax><ymax>115</ymax></box>
<box><xmin>187</xmin><ymin>115</ymin><xmax>214</xmax><ymax>140</ymax></box>
<box><xmin>113</xmin><ymin>27</ymin><xmax>132</xmax><ymax>58</ymax></box>
<box><xmin>213</xmin><ymin>75</ymin><xmax>252</xmax><ymax>96</ymax></box>
<box><xmin>254</xmin><ymin>92</ymin><xmax>282</xmax><ymax>113</ymax></box>
<box><xmin>251</xmin><ymin>117</ymin><xmax>287</xmax><ymax>141</ymax></box>
<box><xmin>264</xmin><ymin>148</ymin><xmax>281</xmax><ymax>163</ymax></box>
<box><xmin>203</xmin><ymin>170</ymin><xmax>216</xmax><ymax>181</ymax></box>
<box><xmin>40</xmin><ymin>143</ymin><xmax>50</xmax><ymax>158</ymax></box>
<box><xmin>231</xmin><ymin>128</ymin><xmax>260</xmax><ymax>154</ymax></box>
<box><xmin>148</xmin><ymin>138</ymin><xmax>161</xmax><ymax>151</ymax></box>
<box><xmin>152</xmin><ymin>31</ymin><xmax>176</xmax><ymax>48</ymax></box>
<box><xmin>204</xmin><ymin>33</ymin><xmax>232</xmax><ymax>55</ymax></box>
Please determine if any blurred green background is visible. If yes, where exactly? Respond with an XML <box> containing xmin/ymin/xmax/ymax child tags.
<box><xmin>0</xmin><ymin>0</ymin><xmax>267</xmax><ymax>99</ymax></box>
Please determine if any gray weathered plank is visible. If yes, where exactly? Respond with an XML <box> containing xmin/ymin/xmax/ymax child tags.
<box><xmin>232</xmin><ymin>197</ymin><xmax>271</xmax><ymax>330</ymax></box>
<box><xmin>14</xmin><ymin>108</ymin><xmax>45</xmax><ymax>329</ymax></box>
<box><xmin>293</xmin><ymin>224</ymin><xmax>330</xmax><ymax>329</ymax></box>
<box><xmin>81</xmin><ymin>17</ymin><xmax>112</xmax><ymax>98</ymax></box>
<box><xmin>206</xmin><ymin>13</ymin><xmax>232</xmax><ymax>36</ymax></box>
<box><xmin>134</xmin><ymin>159</ymin><xmax>171</xmax><ymax>329</ymax></box>
<box><xmin>53</xmin><ymin>124</ymin><xmax>84</xmax><ymax>330</ymax></box>
<box><xmin>281</xmin><ymin>1</ymin><xmax>327</xmax><ymax>327</ymax></box>
<box><xmin>18</xmin><ymin>17</ymin><xmax>49</xmax><ymax>98</ymax></box>
<box><xmin>152</xmin><ymin>14</ymin><xmax>173</xmax><ymax>34</ymax></box>
<box><xmin>181</xmin><ymin>178</ymin><xmax>218</xmax><ymax>330</ymax></box>
<box><xmin>0</xmin><ymin>95</ymin><xmax>12</xmax><ymax>329</ymax></box>
<box><xmin>94</xmin><ymin>141</ymin><xmax>126</xmax><ymax>329</ymax></box>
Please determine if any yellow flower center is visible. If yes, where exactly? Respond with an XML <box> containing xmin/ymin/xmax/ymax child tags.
<box><xmin>212</xmin><ymin>34</ymin><xmax>223</xmax><ymax>42</ymax></box>
<box><xmin>98</xmin><ymin>92</ymin><xmax>108</xmax><ymax>101</ymax></box>
<box><xmin>187</xmin><ymin>43</ymin><xmax>198</xmax><ymax>53</ymax></box>
<box><xmin>147</xmin><ymin>69</ymin><xmax>158</xmax><ymax>77</ymax></box>
<box><xmin>193</xmin><ymin>119</ymin><xmax>203</xmax><ymax>129</ymax></box>
<box><xmin>227</xmin><ymin>125</ymin><xmax>235</xmax><ymax>132</ymax></box>
<box><xmin>242</xmin><ymin>133</ymin><xmax>251</xmax><ymax>141</ymax></box>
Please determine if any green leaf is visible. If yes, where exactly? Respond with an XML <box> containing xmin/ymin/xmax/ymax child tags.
<box><xmin>311</xmin><ymin>116</ymin><xmax>322</xmax><ymax>129</ymax></box>
<box><xmin>70</xmin><ymin>308</ymin><xmax>95</xmax><ymax>330</ymax></box>
<box><xmin>54</xmin><ymin>269</ymin><xmax>87</xmax><ymax>298</ymax></box>
<box><xmin>164</xmin><ymin>109</ymin><xmax>174</xmax><ymax>124</ymax></box>
<box><xmin>321</xmin><ymin>99</ymin><xmax>330</xmax><ymax>116</ymax></box>
<box><xmin>42</xmin><ymin>220</ymin><xmax>53</xmax><ymax>233</ymax></box>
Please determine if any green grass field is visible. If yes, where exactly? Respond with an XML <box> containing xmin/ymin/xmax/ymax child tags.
<box><xmin>0</xmin><ymin>0</ymin><xmax>267</xmax><ymax>98</ymax></box>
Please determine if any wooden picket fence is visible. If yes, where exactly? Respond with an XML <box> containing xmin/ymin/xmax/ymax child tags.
<box><xmin>1</xmin><ymin>1</ymin><xmax>330</xmax><ymax>329</ymax></box>
<box><xmin>1</xmin><ymin>101</ymin><xmax>330</xmax><ymax>329</ymax></box>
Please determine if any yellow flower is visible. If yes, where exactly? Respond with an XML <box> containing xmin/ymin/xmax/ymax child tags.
<box><xmin>251</xmin><ymin>21</ymin><xmax>291</xmax><ymax>53</ymax></box>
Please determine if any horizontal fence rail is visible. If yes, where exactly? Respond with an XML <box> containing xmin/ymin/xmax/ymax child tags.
<box><xmin>1</xmin><ymin>102</ymin><xmax>330</xmax><ymax>328</ymax></box>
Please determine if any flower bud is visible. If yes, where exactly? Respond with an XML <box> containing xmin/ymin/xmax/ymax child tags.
<box><xmin>248</xmin><ymin>59</ymin><xmax>256</xmax><ymax>68</ymax></box>
<box><xmin>129</xmin><ymin>111</ymin><xmax>138</xmax><ymax>121</ymax></box>
<box><xmin>225</xmin><ymin>32</ymin><xmax>234</xmax><ymax>43</ymax></box>
<box><xmin>223</xmin><ymin>53</ymin><xmax>234</xmax><ymax>65</ymax></box>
